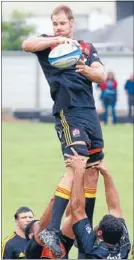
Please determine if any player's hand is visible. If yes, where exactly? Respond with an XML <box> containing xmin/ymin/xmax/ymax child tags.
<box><xmin>64</xmin><ymin>148</ymin><xmax>88</xmax><ymax>174</ymax></box>
<box><xmin>75</xmin><ymin>58</ymin><xmax>89</xmax><ymax>75</ymax></box>
<box><xmin>56</xmin><ymin>36</ymin><xmax>80</xmax><ymax>47</ymax></box>
<box><xmin>95</xmin><ymin>160</ymin><xmax>108</xmax><ymax>175</ymax></box>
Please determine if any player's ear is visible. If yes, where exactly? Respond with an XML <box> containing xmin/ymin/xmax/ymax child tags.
<box><xmin>15</xmin><ymin>219</ymin><xmax>19</xmax><ymax>226</ymax></box>
<box><xmin>70</xmin><ymin>19</ymin><xmax>74</xmax><ymax>28</ymax></box>
<box><xmin>96</xmin><ymin>229</ymin><xmax>103</xmax><ymax>238</ymax></box>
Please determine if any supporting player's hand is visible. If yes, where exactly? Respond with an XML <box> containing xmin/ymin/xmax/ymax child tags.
<box><xmin>64</xmin><ymin>148</ymin><xmax>88</xmax><ymax>174</ymax></box>
<box><xmin>56</xmin><ymin>36</ymin><xmax>80</xmax><ymax>47</ymax></box>
<box><xmin>95</xmin><ymin>160</ymin><xmax>108</xmax><ymax>175</ymax></box>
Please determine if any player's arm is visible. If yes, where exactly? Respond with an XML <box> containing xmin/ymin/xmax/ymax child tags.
<box><xmin>61</xmin><ymin>203</ymin><xmax>75</xmax><ymax>239</ymax></box>
<box><xmin>96</xmin><ymin>160</ymin><xmax>122</xmax><ymax>217</ymax></box>
<box><xmin>22</xmin><ymin>35</ymin><xmax>80</xmax><ymax>53</ymax></box>
<box><xmin>65</xmin><ymin>148</ymin><xmax>88</xmax><ymax>224</ymax></box>
<box><xmin>33</xmin><ymin>197</ymin><xmax>55</xmax><ymax>245</ymax></box>
<box><xmin>86</xmin><ymin>61</ymin><xmax>105</xmax><ymax>83</ymax></box>
<box><xmin>76</xmin><ymin>44</ymin><xmax>106</xmax><ymax>83</ymax></box>
<box><xmin>22</xmin><ymin>36</ymin><xmax>59</xmax><ymax>52</ymax></box>
<box><xmin>38</xmin><ymin>197</ymin><xmax>54</xmax><ymax>231</ymax></box>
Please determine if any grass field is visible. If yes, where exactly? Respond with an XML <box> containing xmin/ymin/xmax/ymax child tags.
<box><xmin>2</xmin><ymin>121</ymin><xmax>133</xmax><ymax>258</ymax></box>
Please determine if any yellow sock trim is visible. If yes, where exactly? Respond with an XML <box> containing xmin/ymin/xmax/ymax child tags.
<box><xmin>55</xmin><ymin>185</ymin><xmax>71</xmax><ymax>200</ymax></box>
<box><xmin>84</xmin><ymin>187</ymin><xmax>97</xmax><ymax>198</ymax></box>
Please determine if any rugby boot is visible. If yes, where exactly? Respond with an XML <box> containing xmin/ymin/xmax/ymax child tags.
<box><xmin>39</xmin><ymin>228</ymin><xmax>62</xmax><ymax>258</ymax></box>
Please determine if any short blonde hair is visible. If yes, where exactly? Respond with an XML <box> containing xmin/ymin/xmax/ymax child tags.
<box><xmin>51</xmin><ymin>5</ymin><xmax>74</xmax><ymax>20</ymax></box>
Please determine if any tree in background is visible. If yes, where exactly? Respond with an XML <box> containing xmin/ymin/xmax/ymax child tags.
<box><xmin>2</xmin><ymin>10</ymin><xmax>36</xmax><ymax>50</ymax></box>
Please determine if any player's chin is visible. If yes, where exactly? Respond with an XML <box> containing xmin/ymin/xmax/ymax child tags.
<box><xmin>24</xmin><ymin>223</ymin><xmax>29</xmax><ymax>229</ymax></box>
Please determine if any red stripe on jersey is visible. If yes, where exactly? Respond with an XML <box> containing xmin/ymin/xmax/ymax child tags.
<box><xmin>79</xmin><ymin>41</ymin><xmax>91</xmax><ymax>56</ymax></box>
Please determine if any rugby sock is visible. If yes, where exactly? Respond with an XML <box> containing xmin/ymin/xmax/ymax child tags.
<box><xmin>84</xmin><ymin>187</ymin><xmax>97</xmax><ymax>227</ymax></box>
<box><xmin>47</xmin><ymin>185</ymin><xmax>71</xmax><ymax>231</ymax></box>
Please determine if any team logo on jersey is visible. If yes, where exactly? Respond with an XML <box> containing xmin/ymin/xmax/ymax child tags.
<box><xmin>93</xmin><ymin>53</ymin><xmax>98</xmax><ymax>57</ymax></box>
<box><xmin>18</xmin><ymin>252</ymin><xmax>25</xmax><ymax>258</ymax></box>
<box><xmin>85</xmin><ymin>224</ymin><xmax>91</xmax><ymax>234</ymax></box>
<box><xmin>72</xmin><ymin>128</ymin><xmax>80</xmax><ymax>137</ymax></box>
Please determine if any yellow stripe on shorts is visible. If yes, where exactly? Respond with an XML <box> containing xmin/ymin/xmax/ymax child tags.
<box><xmin>60</xmin><ymin>110</ymin><xmax>72</xmax><ymax>145</ymax></box>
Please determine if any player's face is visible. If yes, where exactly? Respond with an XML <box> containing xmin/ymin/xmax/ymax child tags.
<box><xmin>52</xmin><ymin>12</ymin><xmax>74</xmax><ymax>38</ymax></box>
<box><xmin>16</xmin><ymin>211</ymin><xmax>34</xmax><ymax>231</ymax></box>
<box><xmin>107</xmin><ymin>72</ymin><xmax>114</xmax><ymax>80</ymax></box>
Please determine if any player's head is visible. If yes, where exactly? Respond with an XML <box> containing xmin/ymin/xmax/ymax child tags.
<box><xmin>51</xmin><ymin>5</ymin><xmax>74</xmax><ymax>38</ymax></box>
<box><xmin>24</xmin><ymin>220</ymin><xmax>38</xmax><ymax>240</ymax></box>
<box><xmin>14</xmin><ymin>206</ymin><xmax>34</xmax><ymax>231</ymax></box>
<box><xmin>107</xmin><ymin>71</ymin><xmax>115</xmax><ymax>80</ymax></box>
<box><xmin>96</xmin><ymin>214</ymin><xmax>123</xmax><ymax>245</ymax></box>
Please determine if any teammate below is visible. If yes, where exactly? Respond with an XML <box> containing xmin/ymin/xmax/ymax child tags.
<box><xmin>65</xmin><ymin>149</ymin><xmax>131</xmax><ymax>259</ymax></box>
<box><xmin>25</xmin><ymin>167</ymin><xmax>99</xmax><ymax>259</ymax></box>
<box><xmin>24</xmin><ymin>198</ymin><xmax>74</xmax><ymax>259</ymax></box>
<box><xmin>2</xmin><ymin>206</ymin><xmax>34</xmax><ymax>259</ymax></box>
<box><xmin>22</xmin><ymin>4</ymin><xmax>106</xmax><ymax>256</ymax></box>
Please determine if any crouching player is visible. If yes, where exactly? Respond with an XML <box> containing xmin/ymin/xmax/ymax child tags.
<box><xmin>24</xmin><ymin>197</ymin><xmax>74</xmax><ymax>259</ymax></box>
<box><xmin>66</xmin><ymin>149</ymin><xmax>131</xmax><ymax>259</ymax></box>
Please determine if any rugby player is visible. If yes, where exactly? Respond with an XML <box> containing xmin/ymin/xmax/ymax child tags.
<box><xmin>2</xmin><ymin>206</ymin><xmax>34</xmax><ymax>259</ymax></box>
<box><xmin>22</xmin><ymin>4</ymin><xmax>106</xmax><ymax>256</ymax></box>
<box><xmin>25</xmin><ymin>171</ymin><xmax>97</xmax><ymax>259</ymax></box>
<box><xmin>24</xmin><ymin>198</ymin><xmax>74</xmax><ymax>259</ymax></box>
<box><xmin>66</xmin><ymin>149</ymin><xmax>131</xmax><ymax>259</ymax></box>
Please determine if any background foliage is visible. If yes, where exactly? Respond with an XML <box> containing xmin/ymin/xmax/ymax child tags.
<box><xmin>2</xmin><ymin>10</ymin><xmax>36</xmax><ymax>50</ymax></box>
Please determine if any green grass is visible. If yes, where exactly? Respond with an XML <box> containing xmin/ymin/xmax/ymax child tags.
<box><xmin>2</xmin><ymin>122</ymin><xmax>133</xmax><ymax>258</ymax></box>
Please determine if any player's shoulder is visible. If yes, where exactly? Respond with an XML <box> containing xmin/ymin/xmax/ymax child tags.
<box><xmin>118</xmin><ymin>217</ymin><xmax>129</xmax><ymax>233</ymax></box>
<box><xmin>79</xmin><ymin>41</ymin><xmax>99</xmax><ymax>62</ymax></box>
<box><xmin>2</xmin><ymin>232</ymin><xmax>17</xmax><ymax>245</ymax></box>
<box><xmin>79</xmin><ymin>40</ymin><xmax>93</xmax><ymax>50</ymax></box>
<box><xmin>118</xmin><ymin>218</ymin><xmax>131</xmax><ymax>246</ymax></box>
<box><xmin>86</xmin><ymin>238</ymin><xmax>109</xmax><ymax>259</ymax></box>
<box><xmin>2</xmin><ymin>232</ymin><xmax>17</xmax><ymax>251</ymax></box>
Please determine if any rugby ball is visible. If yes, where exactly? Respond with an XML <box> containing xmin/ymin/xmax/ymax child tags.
<box><xmin>48</xmin><ymin>43</ymin><xmax>82</xmax><ymax>69</ymax></box>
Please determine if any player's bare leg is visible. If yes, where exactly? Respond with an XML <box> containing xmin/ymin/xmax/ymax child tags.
<box><xmin>84</xmin><ymin>165</ymin><xmax>99</xmax><ymax>225</ymax></box>
<box><xmin>39</xmin><ymin>141</ymin><xmax>87</xmax><ymax>257</ymax></box>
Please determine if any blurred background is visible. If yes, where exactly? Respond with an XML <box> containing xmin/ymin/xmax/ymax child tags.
<box><xmin>2</xmin><ymin>1</ymin><xmax>133</xmax><ymax>257</ymax></box>
<box><xmin>2</xmin><ymin>0</ymin><xmax>134</xmax><ymax>124</ymax></box>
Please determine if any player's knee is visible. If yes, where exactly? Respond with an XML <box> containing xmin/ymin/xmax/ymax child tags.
<box><xmin>64</xmin><ymin>142</ymin><xmax>89</xmax><ymax>159</ymax></box>
<box><xmin>85</xmin><ymin>168</ymin><xmax>99</xmax><ymax>186</ymax></box>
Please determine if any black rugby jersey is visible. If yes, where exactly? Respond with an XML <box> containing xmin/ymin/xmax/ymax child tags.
<box><xmin>2</xmin><ymin>232</ymin><xmax>28</xmax><ymax>259</ymax></box>
<box><xmin>34</xmin><ymin>34</ymin><xmax>102</xmax><ymax>115</ymax></box>
<box><xmin>87</xmin><ymin>218</ymin><xmax>131</xmax><ymax>259</ymax></box>
<box><xmin>73</xmin><ymin>218</ymin><xmax>131</xmax><ymax>259</ymax></box>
